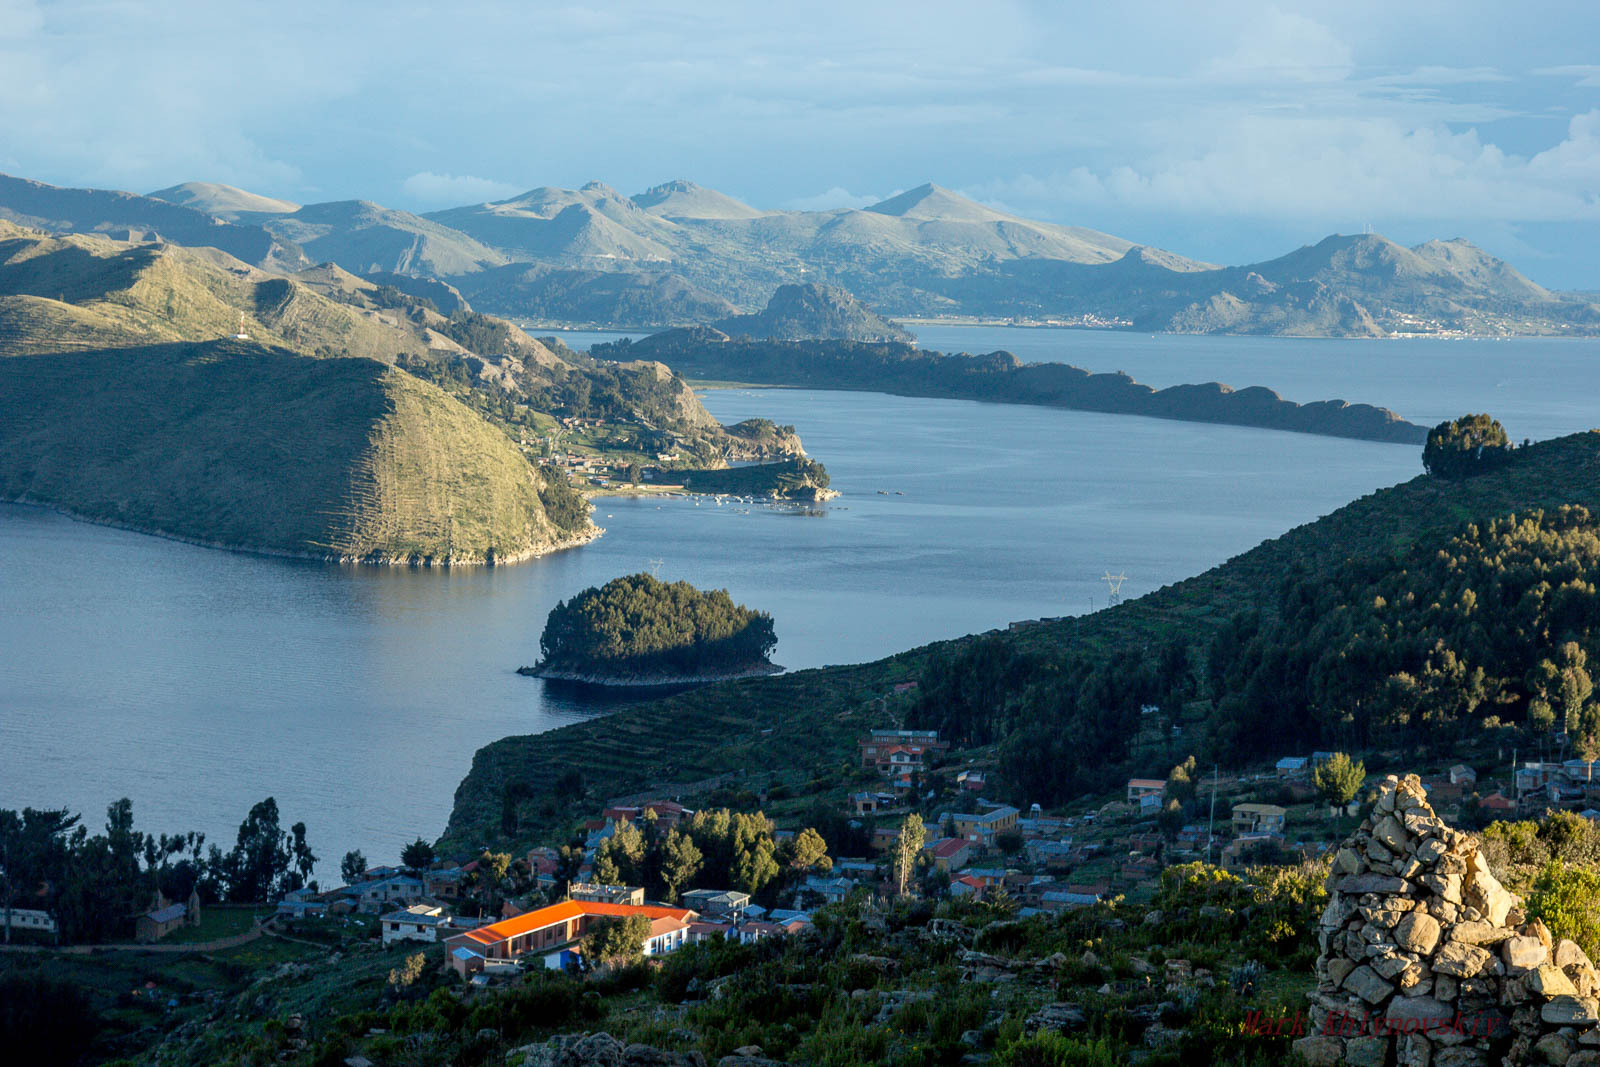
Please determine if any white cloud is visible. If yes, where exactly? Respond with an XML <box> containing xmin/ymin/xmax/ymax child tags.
<box><xmin>974</xmin><ymin>110</ymin><xmax>1600</xmax><ymax>225</ymax></box>
<box><xmin>400</xmin><ymin>172</ymin><xmax>521</xmax><ymax>207</ymax></box>
<box><xmin>781</xmin><ymin>187</ymin><xmax>885</xmax><ymax>211</ymax></box>
<box><xmin>1202</xmin><ymin>8</ymin><xmax>1352</xmax><ymax>83</ymax></box>
<box><xmin>1537</xmin><ymin>65</ymin><xmax>1600</xmax><ymax>89</ymax></box>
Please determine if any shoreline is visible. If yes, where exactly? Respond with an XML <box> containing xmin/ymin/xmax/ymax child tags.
<box><xmin>0</xmin><ymin>497</ymin><xmax>603</xmax><ymax>567</ymax></box>
<box><xmin>516</xmin><ymin>662</ymin><xmax>785</xmax><ymax>687</ymax></box>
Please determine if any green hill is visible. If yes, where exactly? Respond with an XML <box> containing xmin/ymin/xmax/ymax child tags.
<box><xmin>441</xmin><ymin>428</ymin><xmax>1600</xmax><ymax>849</ymax></box>
<box><xmin>0</xmin><ymin>339</ymin><xmax>588</xmax><ymax>563</ymax></box>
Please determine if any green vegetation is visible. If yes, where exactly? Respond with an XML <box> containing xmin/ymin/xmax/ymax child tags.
<box><xmin>534</xmin><ymin>573</ymin><xmax>777</xmax><ymax>681</ymax></box>
<box><xmin>579</xmin><ymin>913</ymin><xmax>651</xmax><ymax>970</ymax></box>
<box><xmin>678</xmin><ymin>456</ymin><xmax>832</xmax><ymax>499</ymax></box>
<box><xmin>595</xmin><ymin>329</ymin><xmax>1427</xmax><ymax>444</ymax></box>
<box><xmin>1423</xmin><ymin>412</ymin><xmax>1514</xmax><ymax>478</ymax></box>
<box><xmin>448</xmin><ymin>427</ymin><xmax>1600</xmax><ymax>851</ymax></box>
<box><xmin>593</xmin><ymin>808</ymin><xmax>793</xmax><ymax>901</ymax></box>
<box><xmin>1312</xmin><ymin>753</ymin><xmax>1365</xmax><ymax>808</ymax></box>
<box><xmin>1</xmin><ymin>796</ymin><xmax>316</xmax><ymax>945</ymax></box>
<box><xmin>0</xmin><ymin>340</ymin><xmax>588</xmax><ymax>562</ymax></box>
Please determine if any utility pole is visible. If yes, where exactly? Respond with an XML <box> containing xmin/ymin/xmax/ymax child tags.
<box><xmin>1205</xmin><ymin>764</ymin><xmax>1219</xmax><ymax>866</ymax></box>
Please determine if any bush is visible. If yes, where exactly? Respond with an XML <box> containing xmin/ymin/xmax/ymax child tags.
<box><xmin>996</xmin><ymin>1033</ymin><xmax>1121</xmax><ymax>1067</ymax></box>
<box><xmin>1528</xmin><ymin>861</ymin><xmax>1600</xmax><ymax>958</ymax></box>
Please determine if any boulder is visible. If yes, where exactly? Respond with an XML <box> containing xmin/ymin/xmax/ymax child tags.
<box><xmin>1339</xmin><ymin>873</ymin><xmax>1412</xmax><ymax>895</ymax></box>
<box><xmin>1542</xmin><ymin>997</ymin><xmax>1600</xmax><ymax>1026</ymax></box>
<box><xmin>1291</xmin><ymin>1036</ymin><xmax>1345</xmax><ymax>1066</ymax></box>
<box><xmin>1396</xmin><ymin>911</ymin><xmax>1442</xmax><ymax>955</ymax></box>
<box><xmin>1506</xmin><ymin>936</ymin><xmax>1552</xmax><ymax>971</ymax></box>
<box><xmin>1535</xmin><ymin>1031</ymin><xmax>1578</xmax><ymax>1065</ymax></box>
<box><xmin>1529</xmin><ymin>965</ymin><xmax>1580</xmax><ymax>999</ymax></box>
<box><xmin>1433</xmin><ymin>941</ymin><xmax>1496</xmax><ymax>978</ymax></box>
<box><xmin>1344</xmin><ymin>964</ymin><xmax>1396</xmax><ymax>1003</ymax></box>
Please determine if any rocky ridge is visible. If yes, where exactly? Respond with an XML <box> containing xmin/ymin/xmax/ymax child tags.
<box><xmin>1296</xmin><ymin>774</ymin><xmax>1600</xmax><ymax>1066</ymax></box>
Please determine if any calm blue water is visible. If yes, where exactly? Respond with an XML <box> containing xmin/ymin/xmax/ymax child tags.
<box><xmin>1</xmin><ymin>326</ymin><xmax>1589</xmax><ymax>873</ymax></box>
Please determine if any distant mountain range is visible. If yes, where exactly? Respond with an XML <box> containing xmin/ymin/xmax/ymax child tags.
<box><xmin>1</xmin><ymin>171</ymin><xmax>1596</xmax><ymax>337</ymax></box>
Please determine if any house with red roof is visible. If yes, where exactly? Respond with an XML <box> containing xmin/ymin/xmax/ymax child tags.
<box><xmin>442</xmin><ymin>900</ymin><xmax>696</xmax><ymax>978</ymax></box>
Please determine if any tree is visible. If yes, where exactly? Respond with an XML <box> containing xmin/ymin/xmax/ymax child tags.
<box><xmin>893</xmin><ymin>814</ymin><xmax>926</xmax><ymax>897</ymax></box>
<box><xmin>388</xmin><ymin>952</ymin><xmax>427</xmax><ymax>988</ymax></box>
<box><xmin>224</xmin><ymin>798</ymin><xmax>291</xmax><ymax>903</ymax></box>
<box><xmin>1422</xmin><ymin>414</ymin><xmax>1510</xmax><ymax>479</ymax></box>
<box><xmin>658</xmin><ymin>829</ymin><xmax>703</xmax><ymax>904</ymax></box>
<box><xmin>341</xmin><ymin>850</ymin><xmax>368</xmax><ymax>885</ymax></box>
<box><xmin>288</xmin><ymin>822</ymin><xmax>317</xmax><ymax>892</ymax></box>
<box><xmin>781</xmin><ymin>827</ymin><xmax>831</xmax><ymax>873</ymax></box>
<box><xmin>624</xmin><ymin>461</ymin><xmax>643</xmax><ymax>486</ymax></box>
<box><xmin>594</xmin><ymin>822</ymin><xmax>645</xmax><ymax>886</ymax></box>
<box><xmin>1314</xmin><ymin>753</ymin><xmax>1366</xmax><ymax>810</ymax></box>
<box><xmin>401</xmin><ymin>839</ymin><xmax>436</xmax><ymax>871</ymax></box>
<box><xmin>480</xmin><ymin>851</ymin><xmax>512</xmax><ymax>884</ymax></box>
<box><xmin>579</xmin><ymin>913</ymin><xmax>650</xmax><ymax>970</ymax></box>
<box><xmin>0</xmin><ymin>807</ymin><xmax>77</xmax><ymax>944</ymax></box>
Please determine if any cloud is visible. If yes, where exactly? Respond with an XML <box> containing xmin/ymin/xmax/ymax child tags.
<box><xmin>1202</xmin><ymin>8</ymin><xmax>1352</xmax><ymax>83</ymax></box>
<box><xmin>781</xmin><ymin>187</ymin><xmax>885</xmax><ymax>211</ymax></box>
<box><xmin>400</xmin><ymin>172</ymin><xmax>521</xmax><ymax>207</ymax></box>
<box><xmin>1537</xmin><ymin>65</ymin><xmax>1600</xmax><ymax>89</ymax></box>
<box><xmin>973</xmin><ymin>110</ymin><xmax>1600</xmax><ymax>226</ymax></box>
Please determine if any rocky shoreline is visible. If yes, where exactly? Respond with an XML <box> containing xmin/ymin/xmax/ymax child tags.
<box><xmin>516</xmin><ymin>662</ymin><xmax>784</xmax><ymax>687</ymax></box>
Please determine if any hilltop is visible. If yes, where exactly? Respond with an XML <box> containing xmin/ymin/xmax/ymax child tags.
<box><xmin>0</xmin><ymin>339</ymin><xmax>591</xmax><ymax>563</ymax></box>
<box><xmin>713</xmin><ymin>282</ymin><xmax>914</xmax><ymax>342</ymax></box>
<box><xmin>442</xmin><ymin>428</ymin><xmax>1600</xmax><ymax>848</ymax></box>
<box><xmin>525</xmin><ymin>573</ymin><xmax>780</xmax><ymax>685</ymax></box>
<box><xmin>147</xmin><ymin>180</ymin><xmax>301</xmax><ymax>218</ymax></box>
<box><xmin>0</xmin><ymin>172</ymin><xmax>305</xmax><ymax>271</ymax></box>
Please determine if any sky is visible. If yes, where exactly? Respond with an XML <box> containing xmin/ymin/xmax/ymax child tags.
<box><xmin>2</xmin><ymin>1</ymin><xmax>1599</xmax><ymax>286</ymax></box>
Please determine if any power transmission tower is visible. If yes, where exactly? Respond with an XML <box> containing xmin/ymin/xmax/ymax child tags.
<box><xmin>1101</xmin><ymin>572</ymin><xmax>1128</xmax><ymax>606</ymax></box>
<box><xmin>647</xmin><ymin>558</ymin><xmax>664</xmax><ymax>578</ymax></box>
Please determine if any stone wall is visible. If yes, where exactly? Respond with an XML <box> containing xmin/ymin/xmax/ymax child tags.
<box><xmin>1295</xmin><ymin>774</ymin><xmax>1600</xmax><ymax>1066</ymax></box>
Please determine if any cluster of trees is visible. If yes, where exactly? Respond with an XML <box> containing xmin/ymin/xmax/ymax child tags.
<box><xmin>538</xmin><ymin>573</ymin><xmax>778</xmax><ymax>679</ymax></box>
<box><xmin>0</xmin><ymin>797</ymin><xmax>314</xmax><ymax>943</ymax></box>
<box><xmin>1422</xmin><ymin>413</ymin><xmax>1513</xmax><ymax>479</ymax></box>
<box><xmin>908</xmin><ymin>634</ymin><xmax>1193</xmax><ymax>805</ymax></box>
<box><xmin>907</xmin><ymin>499</ymin><xmax>1600</xmax><ymax>806</ymax></box>
<box><xmin>1205</xmin><ymin>506</ymin><xmax>1600</xmax><ymax>753</ymax></box>
<box><xmin>590</xmin><ymin>809</ymin><xmax>830</xmax><ymax>904</ymax></box>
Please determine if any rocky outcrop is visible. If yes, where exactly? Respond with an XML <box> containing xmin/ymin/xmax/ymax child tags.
<box><xmin>1296</xmin><ymin>774</ymin><xmax>1600</xmax><ymax>1066</ymax></box>
<box><xmin>511</xmin><ymin>1032</ymin><xmax>709</xmax><ymax>1067</ymax></box>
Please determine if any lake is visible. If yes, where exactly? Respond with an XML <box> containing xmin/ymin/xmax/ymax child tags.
<box><xmin>1</xmin><ymin>327</ymin><xmax>1591</xmax><ymax>874</ymax></box>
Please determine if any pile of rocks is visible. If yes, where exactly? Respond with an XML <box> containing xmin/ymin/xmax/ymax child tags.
<box><xmin>1295</xmin><ymin>774</ymin><xmax>1600</xmax><ymax>1066</ymax></box>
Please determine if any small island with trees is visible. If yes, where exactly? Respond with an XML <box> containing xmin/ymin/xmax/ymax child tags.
<box><xmin>519</xmin><ymin>573</ymin><xmax>781</xmax><ymax>686</ymax></box>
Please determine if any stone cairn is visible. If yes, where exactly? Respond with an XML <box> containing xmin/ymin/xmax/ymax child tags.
<box><xmin>1294</xmin><ymin>774</ymin><xmax>1600</xmax><ymax>1067</ymax></box>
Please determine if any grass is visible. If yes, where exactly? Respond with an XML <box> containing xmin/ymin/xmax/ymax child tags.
<box><xmin>0</xmin><ymin>339</ymin><xmax>579</xmax><ymax>563</ymax></box>
<box><xmin>443</xmin><ymin>432</ymin><xmax>1600</xmax><ymax>849</ymax></box>
<box><xmin>159</xmin><ymin>906</ymin><xmax>272</xmax><ymax>945</ymax></box>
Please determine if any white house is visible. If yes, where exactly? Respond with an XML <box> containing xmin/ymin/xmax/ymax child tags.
<box><xmin>3</xmin><ymin>908</ymin><xmax>58</xmax><ymax>935</ymax></box>
<box><xmin>381</xmin><ymin>904</ymin><xmax>451</xmax><ymax>944</ymax></box>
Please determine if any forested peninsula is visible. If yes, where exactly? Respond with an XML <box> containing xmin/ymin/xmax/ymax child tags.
<box><xmin>595</xmin><ymin>328</ymin><xmax>1428</xmax><ymax>445</ymax></box>
<box><xmin>521</xmin><ymin>573</ymin><xmax>780</xmax><ymax>686</ymax></box>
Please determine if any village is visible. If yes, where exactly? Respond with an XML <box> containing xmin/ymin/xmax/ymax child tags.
<box><xmin>72</xmin><ymin>712</ymin><xmax>1587</xmax><ymax>998</ymax></box>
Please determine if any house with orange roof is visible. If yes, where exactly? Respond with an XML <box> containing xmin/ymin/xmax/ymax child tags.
<box><xmin>442</xmin><ymin>899</ymin><xmax>696</xmax><ymax>978</ymax></box>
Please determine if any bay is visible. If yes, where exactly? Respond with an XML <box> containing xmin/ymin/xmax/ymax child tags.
<box><xmin>3</xmin><ymin>326</ymin><xmax>1562</xmax><ymax>874</ymax></box>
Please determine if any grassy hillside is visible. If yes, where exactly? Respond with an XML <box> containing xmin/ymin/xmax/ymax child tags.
<box><xmin>441</xmin><ymin>430</ymin><xmax>1600</xmax><ymax>847</ymax></box>
<box><xmin>0</xmin><ymin>340</ymin><xmax>588</xmax><ymax>563</ymax></box>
